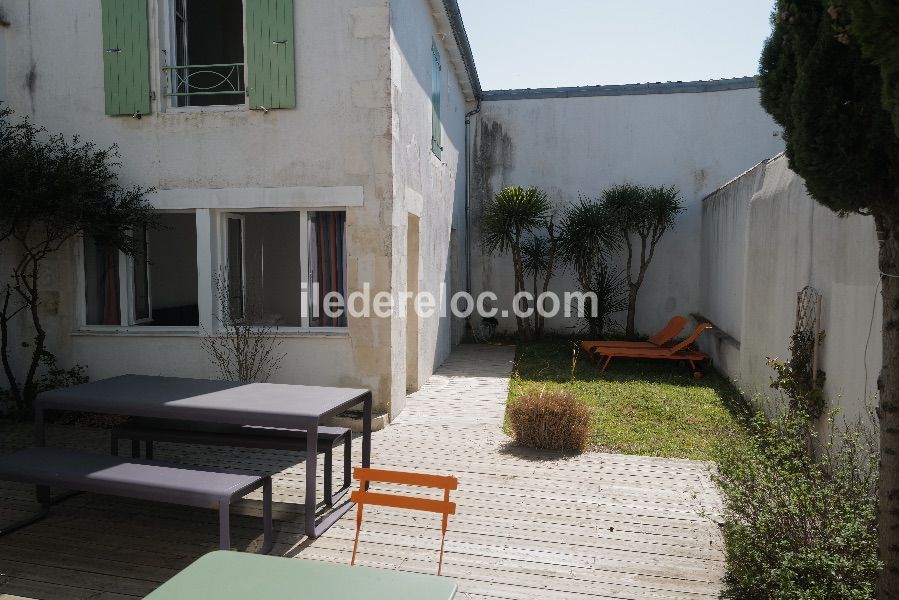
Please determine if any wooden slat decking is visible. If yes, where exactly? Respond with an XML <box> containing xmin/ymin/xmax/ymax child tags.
<box><xmin>0</xmin><ymin>345</ymin><xmax>724</xmax><ymax>599</ymax></box>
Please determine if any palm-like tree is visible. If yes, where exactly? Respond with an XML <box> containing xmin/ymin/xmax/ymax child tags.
<box><xmin>481</xmin><ymin>186</ymin><xmax>551</xmax><ymax>340</ymax></box>
<box><xmin>558</xmin><ymin>196</ymin><xmax>620</xmax><ymax>292</ymax></box>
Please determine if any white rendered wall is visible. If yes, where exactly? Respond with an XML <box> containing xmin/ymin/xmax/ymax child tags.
<box><xmin>389</xmin><ymin>0</ymin><xmax>472</xmax><ymax>397</ymax></box>
<box><xmin>0</xmin><ymin>0</ymin><xmax>400</xmax><ymax>413</ymax></box>
<box><xmin>699</xmin><ymin>154</ymin><xmax>881</xmax><ymax>428</ymax></box>
<box><xmin>471</xmin><ymin>87</ymin><xmax>785</xmax><ymax>337</ymax></box>
<box><xmin>0</xmin><ymin>0</ymin><xmax>473</xmax><ymax>418</ymax></box>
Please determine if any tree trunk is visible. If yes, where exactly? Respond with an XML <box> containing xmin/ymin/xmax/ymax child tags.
<box><xmin>0</xmin><ymin>285</ymin><xmax>22</xmax><ymax>413</ymax></box>
<box><xmin>510</xmin><ymin>240</ymin><xmax>530</xmax><ymax>342</ymax></box>
<box><xmin>877</xmin><ymin>212</ymin><xmax>899</xmax><ymax>597</ymax></box>
<box><xmin>625</xmin><ymin>286</ymin><xmax>638</xmax><ymax>339</ymax></box>
<box><xmin>532</xmin><ymin>271</ymin><xmax>541</xmax><ymax>340</ymax></box>
<box><xmin>22</xmin><ymin>261</ymin><xmax>45</xmax><ymax>411</ymax></box>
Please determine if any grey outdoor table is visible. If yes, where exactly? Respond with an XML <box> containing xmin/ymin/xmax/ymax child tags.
<box><xmin>34</xmin><ymin>375</ymin><xmax>372</xmax><ymax>537</ymax></box>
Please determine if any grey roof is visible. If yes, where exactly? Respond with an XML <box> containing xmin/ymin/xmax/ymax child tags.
<box><xmin>442</xmin><ymin>0</ymin><xmax>482</xmax><ymax>98</ymax></box>
<box><xmin>481</xmin><ymin>77</ymin><xmax>758</xmax><ymax>101</ymax></box>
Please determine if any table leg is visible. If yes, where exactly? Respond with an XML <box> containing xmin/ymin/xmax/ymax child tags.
<box><xmin>305</xmin><ymin>421</ymin><xmax>319</xmax><ymax>537</ymax></box>
<box><xmin>305</xmin><ymin>393</ymin><xmax>374</xmax><ymax>538</ymax></box>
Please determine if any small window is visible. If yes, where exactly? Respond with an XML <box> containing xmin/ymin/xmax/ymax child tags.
<box><xmin>165</xmin><ymin>0</ymin><xmax>246</xmax><ymax>107</ymax></box>
<box><xmin>131</xmin><ymin>213</ymin><xmax>199</xmax><ymax>326</ymax></box>
<box><xmin>84</xmin><ymin>237</ymin><xmax>121</xmax><ymax>326</ymax></box>
<box><xmin>431</xmin><ymin>40</ymin><xmax>442</xmax><ymax>158</ymax></box>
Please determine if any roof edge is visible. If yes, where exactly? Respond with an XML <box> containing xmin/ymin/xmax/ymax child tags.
<box><xmin>481</xmin><ymin>76</ymin><xmax>758</xmax><ymax>101</ymax></box>
<box><xmin>441</xmin><ymin>0</ymin><xmax>482</xmax><ymax>99</ymax></box>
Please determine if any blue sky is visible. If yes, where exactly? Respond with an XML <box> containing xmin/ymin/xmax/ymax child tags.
<box><xmin>456</xmin><ymin>1</ymin><xmax>777</xmax><ymax>90</ymax></box>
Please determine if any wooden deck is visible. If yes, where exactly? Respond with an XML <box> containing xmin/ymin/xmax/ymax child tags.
<box><xmin>0</xmin><ymin>345</ymin><xmax>724</xmax><ymax>599</ymax></box>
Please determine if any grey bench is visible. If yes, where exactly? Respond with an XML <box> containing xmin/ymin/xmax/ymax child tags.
<box><xmin>111</xmin><ymin>419</ymin><xmax>352</xmax><ymax>505</ymax></box>
<box><xmin>0</xmin><ymin>447</ymin><xmax>272</xmax><ymax>553</ymax></box>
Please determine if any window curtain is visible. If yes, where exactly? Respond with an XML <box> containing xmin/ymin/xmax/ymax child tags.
<box><xmin>85</xmin><ymin>237</ymin><xmax>121</xmax><ymax>326</ymax></box>
<box><xmin>309</xmin><ymin>212</ymin><xmax>347</xmax><ymax>327</ymax></box>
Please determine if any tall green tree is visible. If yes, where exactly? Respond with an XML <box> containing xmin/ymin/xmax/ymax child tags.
<box><xmin>481</xmin><ymin>186</ymin><xmax>551</xmax><ymax>341</ymax></box>
<box><xmin>601</xmin><ymin>184</ymin><xmax>684</xmax><ymax>339</ymax></box>
<box><xmin>759</xmin><ymin>1</ymin><xmax>899</xmax><ymax>594</ymax></box>
<box><xmin>558</xmin><ymin>196</ymin><xmax>621</xmax><ymax>337</ymax></box>
<box><xmin>0</xmin><ymin>106</ymin><xmax>154</xmax><ymax>415</ymax></box>
<box><xmin>520</xmin><ymin>218</ymin><xmax>559</xmax><ymax>340</ymax></box>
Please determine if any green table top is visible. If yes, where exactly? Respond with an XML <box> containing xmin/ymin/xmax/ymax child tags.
<box><xmin>146</xmin><ymin>551</ymin><xmax>457</xmax><ymax>600</ymax></box>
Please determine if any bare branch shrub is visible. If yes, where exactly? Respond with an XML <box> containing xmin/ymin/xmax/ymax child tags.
<box><xmin>201</xmin><ymin>270</ymin><xmax>285</xmax><ymax>382</ymax></box>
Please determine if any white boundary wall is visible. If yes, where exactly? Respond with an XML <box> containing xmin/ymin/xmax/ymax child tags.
<box><xmin>472</xmin><ymin>82</ymin><xmax>785</xmax><ymax>336</ymax></box>
<box><xmin>699</xmin><ymin>153</ymin><xmax>881</xmax><ymax>426</ymax></box>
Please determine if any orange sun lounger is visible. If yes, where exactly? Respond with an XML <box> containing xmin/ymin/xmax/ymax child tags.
<box><xmin>589</xmin><ymin>322</ymin><xmax>712</xmax><ymax>378</ymax></box>
<box><xmin>580</xmin><ymin>315</ymin><xmax>690</xmax><ymax>355</ymax></box>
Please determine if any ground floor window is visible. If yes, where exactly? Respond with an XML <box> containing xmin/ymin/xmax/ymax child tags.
<box><xmin>83</xmin><ymin>212</ymin><xmax>198</xmax><ymax>327</ymax></box>
<box><xmin>80</xmin><ymin>209</ymin><xmax>347</xmax><ymax>332</ymax></box>
<box><xmin>132</xmin><ymin>213</ymin><xmax>199</xmax><ymax>326</ymax></box>
<box><xmin>223</xmin><ymin>210</ymin><xmax>346</xmax><ymax>328</ymax></box>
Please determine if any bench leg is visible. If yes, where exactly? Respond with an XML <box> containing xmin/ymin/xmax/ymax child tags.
<box><xmin>145</xmin><ymin>440</ymin><xmax>154</xmax><ymax>460</ymax></box>
<box><xmin>342</xmin><ymin>433</ymin><xmax>352</xmax><ymax>495</ymax></box>
<box><xmin>260</xmin><ymin>477</ymin><xmax>273</xmax><ymax>554</ymax></box>
<box><xmin>324</xmin><ymin>448</ymin><xmax>333</xmax><ymax>506</ymax></box>
<box><xmin>110</xmin><ymin>433</ymin><xmax>119</xmax><ymax>457</ymax></box>
<box><xmin>219</xmin><ymin>500</ymin><xmax>231</xmax><ymax>551</ymax></box>
<box><xmin>131</xmin><ymin>440</ymin><xmax>140</xmax><ymax>459</ymax></box>
<box><xmin>324</xmin><ymin>434</ymin><xmax>353</xmax><ymax>507</ymax></box>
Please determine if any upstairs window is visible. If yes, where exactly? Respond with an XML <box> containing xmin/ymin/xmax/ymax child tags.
<box><xmin>100</xmin><ymin>0</ymin><xmax>296</xmax><ymax>115</ymax></box>
<box><xmin>431</xmin><ymin>40</ymin><xmax>442</xmax><ymax>158</ymax></box>
<box><xmin>164</xmin><ymin>0</ymin><xmax>246</xmax><ymax>107</ymax></box>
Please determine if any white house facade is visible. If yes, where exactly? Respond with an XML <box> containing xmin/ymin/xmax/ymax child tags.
<box><xmin>0</xmin><ymin>0</ymin><xmax>479</xmax><ymax>419</ymax></box>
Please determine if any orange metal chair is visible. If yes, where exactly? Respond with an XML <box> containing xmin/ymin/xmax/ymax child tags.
<box><xmin>590</xmin><ymin>322</ymin><xmax>713</xmax><ymax>378</ymax></box>
<box><xmin>350</xmin><ymin>467</ymin><xmax>458</xmax><ymax>575</ymax></box>
<box><xmin>580</xmin><ymin>315</ymin><xmax>690</xmax><ymax>355</ymax></box>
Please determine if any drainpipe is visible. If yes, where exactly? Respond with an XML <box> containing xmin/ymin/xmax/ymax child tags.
<box><xmin>464</xmin><ymin>100</ymin><xmax>481</xmax><ymax>333</ymax></box>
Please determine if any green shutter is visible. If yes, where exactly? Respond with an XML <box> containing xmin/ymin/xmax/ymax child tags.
<box><xmin>246</xmin><ymin>0</ymin><xmax>296</xmax><ymax>110</ymax></box>
<box><xmin>431</xmin><ymin>41</ymin><xmax>442</xmax><ymax>158</ymax></box>
<box><xmin>101</xmin><ymin>0</ymin><xmax>151</xmax><ymax>116</ymax></box>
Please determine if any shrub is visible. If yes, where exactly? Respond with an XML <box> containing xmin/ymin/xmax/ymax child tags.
<box><xmin>37</xmin><ymin>351</ymin><xmax>88</xmax><ymax>394</ymax></box>
<box><xmin>507</xmin><ymin>389</ymin><xmax>591</xmax><ymax>453</ymax></box>
<box><xmin>713</xmin><ymin>409</ymin><xmax>880</xmax><ymax>599</ymax></box>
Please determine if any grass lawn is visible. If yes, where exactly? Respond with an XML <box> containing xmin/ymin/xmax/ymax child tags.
<box><xmin>507</xmin><ymin>340</ymin><xmax>751</xmax><ymax>460</ymax></box>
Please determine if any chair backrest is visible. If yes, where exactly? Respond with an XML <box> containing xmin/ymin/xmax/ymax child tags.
<box><xmin>667</xmin><ymin>323</ymin><xmax>712</xmax><ymax>355</ymax></box>
<box><xmin>647</xmin><ymin>316</ymin><xmax>690</xmax><ymax>346</ymax></box>
<box><xmin>350</xmin><ymin>467</ymin><xmax>458</xmax><ymax>575</ymax></box>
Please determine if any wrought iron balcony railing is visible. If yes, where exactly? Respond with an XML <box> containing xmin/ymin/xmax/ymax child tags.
<box><xmin>162</xmin><ymin>63</ymin><xmax>245</xmax><ymax>98</ymax></box>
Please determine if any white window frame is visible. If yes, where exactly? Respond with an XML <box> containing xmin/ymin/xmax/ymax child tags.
<box><xmin>157</xmin><ymin>0</ymin><xmax>250</xmax><ymax>113</ymax></box>
<box><xmin>75</xmin><ymin>210</ymin><xmax>201</xmax><ymax>333</ymax></box>
<box><xmin>74</xmin><ymin>207</ymin><xmax>350</xmax><ymax>336</ymax></box>
<box><xmin>214</xmin><ymin>209</ymin><xmax>348</xmax><ymax>334</ymax></box>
